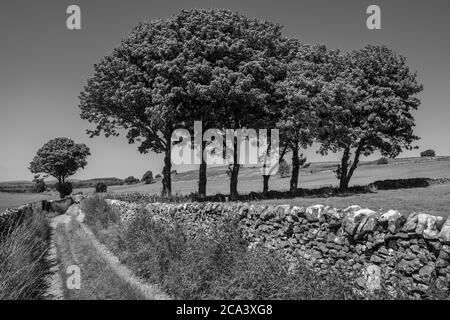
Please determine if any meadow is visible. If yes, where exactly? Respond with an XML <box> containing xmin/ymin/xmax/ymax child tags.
<box><xmin>1</xmin><ymin>156</ymin><xmax>450</xmax><ymax>216</ymax></box>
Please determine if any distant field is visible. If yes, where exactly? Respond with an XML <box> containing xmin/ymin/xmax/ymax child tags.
<box><xmin>255</xmin><ymin>183</ymin><xmax>450</xmax><ymax>218</ymax></box>
<box><xmin>0</xmin><ymin>192</ymin><xmax>56</xmax><ymax>211</ymax></box>
<box><xmin>1</xmin><ymin>156</ymin><xmax>450</xmax><ymax>213</ymax></box>
<box><xmin>74</xmin><ymin>156</ymin><xmax>450</xmax><ymax>196</ymax></box>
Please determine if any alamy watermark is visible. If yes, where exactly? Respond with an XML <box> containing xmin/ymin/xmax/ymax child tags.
<box><xmin>171</xmin><ymin>121</ymin><xmax>280</xmax><ymax>175</ymax></box>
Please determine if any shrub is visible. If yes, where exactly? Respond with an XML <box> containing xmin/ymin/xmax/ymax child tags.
<box><xmin>155</xmin><ymin>174</ymin><xmax>162</xmax><ymax>179</ymax></box>
<box><xmin>141</xmin><ymin>171</ymin><xmax>153</xmax><ymax>184</ymax></box>
<box><xmin>370</xmin><ymin>178</ymin><xmax>430</xmax><ymax>190</ymax></box>
<box><xmin>377</xmin><ymin>157</ymin><xmax>389</xmax><ymax>165</ymax></box>
<box><xmin>55</xmin><ymin>182</ymin><xmax>73</xmax><ymax>198</ymax></box>
<box><xmin>102</xmin><ymin>209</ymin><xmax>359</xmax><ymax>300</ymax></box>
<box><xmin>124</xmin><ymin>176</ymin><xmax>139</xmax><ymax>185</ymax></box>
<box><xmin>95</xmin><ymin>182</ymin><xmax>107</xmax><ymax>193</ymax></box>
<box><xmin>33</xmin><ymin>179</ymin><xmax>47</xmax><ymax>193</ymax></box>
<box><xmin>420</xmin><ymin>149</ymin><xmax>436</xmax><ymax>157</ymax></box>
<box><xmin>278</xmin><ymin>159</ymin><xmax>291</xmax><ymax>178</ymax></box>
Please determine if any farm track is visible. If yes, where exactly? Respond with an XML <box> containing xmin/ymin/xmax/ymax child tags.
<box><xmin>49</xmin><ymin>205</ymin><xmax>170</xmax><ymax>300</ymax></box>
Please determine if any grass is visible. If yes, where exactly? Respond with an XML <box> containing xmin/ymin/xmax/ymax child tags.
<box><xmin>0</xmin><ymin>192</ymin><xmax>56</xmax><ymax>212</ymax></box>
<box><xmin>54</xmin><ymin>214</ymin><xmax>146</xmax><ymax>300</ymax></box>
<box><xmin>80</xmin><ymin>196</ymin><xmax>366</xmax><ymax>300</ymax></box>
<box><xmin>255</xmin><ymin>182</ymin><xmax>450</xmax><ymax>218</ymax></box>
<box><xmin>0</xmin><ymin>209</ymin><xmax>52</xmax><ymax>300</ymax></box>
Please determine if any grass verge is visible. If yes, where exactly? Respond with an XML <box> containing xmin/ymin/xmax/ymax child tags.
<box><xmin>0</xmin><ymin>209</ymin><xmax>52</xmax><ymax>300</ymax></box>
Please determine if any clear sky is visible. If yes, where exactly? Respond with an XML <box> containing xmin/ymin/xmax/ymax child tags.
<box><xmin>0</xmin><ymin>0</ymin><xmax>449</xmax><ymax>182</ymax></box>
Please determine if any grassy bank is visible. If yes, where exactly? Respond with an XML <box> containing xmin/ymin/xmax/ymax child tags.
<box><xmin>0</xmin><ymin>209</ymin><xmax>51</xmax><ymax>300</ymax></box>
<box><xmin>81</xmin><ymin>196</ymin><xmax>368</xmax><ymax>300</ymax></box>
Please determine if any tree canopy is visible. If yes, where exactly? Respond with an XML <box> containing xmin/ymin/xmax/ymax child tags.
<box><xmin>29</xmin><ymin>137</ymin><xmax>90</xmax><ymax>184</ymax></box>
<box><xmin>316</xmin><ymin>45</ymin><xmax>423</xmax><ymax>190</ymax></box>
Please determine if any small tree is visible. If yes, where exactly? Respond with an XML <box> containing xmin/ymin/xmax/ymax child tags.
<box><xmin>124</xmin><ymin>176</ymin><xmax>139</xmax><ymax>185</ymax></box>
<box><xmin>420</xmin><ymin>149</ymin><xmax>436</xmax><ymax>157</ymax></box>
<box><xmin>278</xmin><ymin>159</ymin><xmax>291</xmax><ymax>178</ymax></box>
<box><xmin>142</xmin><ymin>171</ymin><xmax>154</xmax><ymax>184</ymax></box>
<box><xmin>155</xmin><ymin>174</ymin><xmax>162</xmax><ymax>179</ymax></box>
<box><xmin>55</xmin><ymin>182</ymin><xmax>73</xmax><ymax>198</ymax></box>
<box><xmin>95</xmin><ymin>182</ymin><xmax>107</xmax><ymax>193</ymax></box>
<box><xmin>32</xmin><ymin>175</ymin><xmax>46</xmax><ymax>193</ymax></box>
<box><xmin>29</xmin><ymin>138</ymin><xmax>90</xmax><ymax>198</ymax></box>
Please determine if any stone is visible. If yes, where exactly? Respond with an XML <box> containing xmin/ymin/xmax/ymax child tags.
<box><xmin>343</xmin><ymin>205</ymin><xmax>362</xmax><ymax>214</ymax></box>
<box><xmin>398</xmin><ymin>258</ymin><xmax>423</xmax><ymax>275</ymax></box>
<box><xmin>402</xmin><ymin>213</ymin><xmax>419</xmax><ymax>232</ymax></box>
<box><xmin>438</xmin><ymin>217</ymin><xmax>450</xmax><ymax>244</ymax></box>
<box><xmin>355</xmin><ymin>212</ymin><xmax>379</xmax><ymax>237</ymax></box>
<box><xmin>305</xmin><ymin>205</ymin><xmax>325</xmax><ymax>222</ymax></box>
<box><xmin>342</xmin><ymin>209</ymin><xmax>375</xmax><ymax>235</ymax></box>
<box><xmin>379</xmin><ymin>210</ymin><xmax>406</xmax><ymax>233</ymax></box>
<box><xmin>419</xmin><ymin>264</ymin><xmax>435</xmax><ymax>279</ymax></box>
<box><xmin>366</xmin><ymin>265</ymin><xmax>381</xmax><ymax>291</ymax></box>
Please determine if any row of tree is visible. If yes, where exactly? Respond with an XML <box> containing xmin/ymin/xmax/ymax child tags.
<box><xmin>78</xmin><ymin>9</ymin><xmax>423</xmax><ymax>199</ymax></box>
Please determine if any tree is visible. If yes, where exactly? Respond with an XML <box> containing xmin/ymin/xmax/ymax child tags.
<box><xmin>420</xmin><ymin>149</ymin><xmax>436</xmax><ymax>157</ymax></box>
<box><xmin>95</xmin><ymin>182</ymin><xmax>107</xmax><ymax>193</ymax></box>
<box><xmin>124</xmin><ymin>176</ymin><xmax>139</xmax><ymax>185</ymax></box>
<box><xmin>316</xmin><ymin>45</ymin><xmax>423</xmax><ymax>191</ymax></box>
<box><xmin>29</xmin><ymin>138</ymin><xmax>90</xmax><ymax>198</ymax></box>
<box><xmin>272</xmin><ymin>42</ymin><xmax>336</xmax><ymax>192</ymax></box>
<box><xmin>32</xmin><ymin>175</ymin><xmax>46</xmax><ymax>193</ymax></box>
<box><xmin>142</xmin><ymin>171</ymin><xmax>154</xmax><ymax>184</ymax></box>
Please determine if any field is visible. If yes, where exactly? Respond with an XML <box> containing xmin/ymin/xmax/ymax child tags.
<box><xmin>1</xmin><ymin>156</ymin><xmax>450</xmax><ymax>215</ymax></box>
<box><xmin>0</xmin><ymin>192</ymin><xmax>56</xmax><ymax>212</ymax></box>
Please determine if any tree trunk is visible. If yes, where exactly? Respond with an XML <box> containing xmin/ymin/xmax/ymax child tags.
<box><xmin>290</xmin><ymin>145</ymin><xmax>300</xmax><ymax>191</ymax></box>
<box><xmin>339</xmin><ymin>147</ymin><xmax>350</xmax><ymax>191</ymax></box>
<box><xmin>263</xmin><ymin>175</ymin><xmax>270</xmax><ymax>194</ymax></box>
<box><xmin>230</xmin><ymin>139</ymin><xmax>240</xmax><ymax>200</ymax></box>
<box><xmin>198</xmin><ymin>158</ymin><xmax>207</xmax><ymax>198</ymax></box>
<box><xmin>162</xmin><ymin>146</ymin><xmax>172</xmax><ymax>198</ymax></box>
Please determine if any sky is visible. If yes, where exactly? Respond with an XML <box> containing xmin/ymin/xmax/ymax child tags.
<box><xmin>0</xmin><ymin>0</ymin><xmax>449</xmax><ymax>182</ymax></box>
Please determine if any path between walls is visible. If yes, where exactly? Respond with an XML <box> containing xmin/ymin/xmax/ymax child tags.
<box><xmin>47</xmin><ymin>204</ymin><xmax>170</xmax><ymax>300</ymax></box>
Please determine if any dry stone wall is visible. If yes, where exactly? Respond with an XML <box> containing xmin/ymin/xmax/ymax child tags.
<box><xmin>105</xmin><ymin>199</ymin><xmax>450</xmax><ymax>297</ymax></box>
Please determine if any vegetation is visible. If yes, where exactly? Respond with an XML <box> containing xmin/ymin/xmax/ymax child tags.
<box><xmin>55</xmin><ymin>182</ymin><xmax>73</xmax><ymax>199</ymax></box>
<box><xmin>95</xmin><ymin>182</ymin><xmax>107</xmax><ymax>193</ymax></box>
<box><xmin>32</xmin><ymin>175</ymin><xmax>46</xmax><ymax>193</ymax></box>
<box><xmin>278</xmin><ymin>159</ymin><xmax>291</xmax><ymax>178</ymax></box>
<box><xmin>0</xmin><ymin>209</ymin><xmax>51</xmax><ymax>300</ymax></box>
<box><xmin>124</xmin><ymin>176</ymin><xmax>139</xmax><ymax>185</ymax></box>
<box><xmin>29</xmin><ymin>137</ymin><xmax>90</xmax><ymax>198</ymax></box>
<box><xmin>141</xmin><ymin>171</ymin><xmax>153</xmax><ymax>184</ymax></box>
<box><xmin>82</xmin><ymin>197</ymin><xmax>359</xmax><ymax>300</ymax></box>
<box><xmin>377</xmin><ymin>157</ymin><xmax>389</xmax><ymax>165</ymax></box>
<box><xmin>421</xmin><ymin>149</ymin><xmax>436</xmax><ymax>157</ymax></box>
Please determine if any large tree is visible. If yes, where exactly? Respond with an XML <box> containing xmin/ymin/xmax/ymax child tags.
<box><xmin>316</xmin><ymin>45</ymin><xmax>423</xmax><ymax>190</ymax></box>
<box><xmin>263</xmin><ymin>42</ymin><xmax>338</xmax><ymax>193</ymax></box>
<box><xmin>79</xmin><ymin>9</ymin><xmax>287</xmax><ymax>199</ymax></box>
<box><xmin>29</xmin><ymin>137</ymin><xmax>90</xmax><ymax>197</ymax></box>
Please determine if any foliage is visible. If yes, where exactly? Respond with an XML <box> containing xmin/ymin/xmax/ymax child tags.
<box><xmin>316</xmin><ymin>45</ymin><xmax>423</xmax><ymax>190</ymax></box>
<box><xmin>155</xmin><ymin>174</ymin><xmax>162</xmax><ymax>179</ymax></box>
<box><xmin>29</xmin><ymin>137</ymin><xmax>90</xmax><ymax>185</ymax></box>
<box><xmin>55</xmin><ymin>182</ymin><xmax>73</xmax><ymax>198</ymax></box>
<box><xmin>79</xmin><ymin>9</ymin><xmax>289</xmax><ymax>198</ymax></box>
<box><xmin>278</xmin><ymin>159</ymin><xmax>291</xmax><ymax>178</ymax></box>
<box><xmin>84</xmin><ymin>204</ymin><xmax>359</xmax><ymax>300</ymax></box>
<box><xmin>32</xmin><ymin>175</ymin><xmax>47</xmax><ymax>193</ymax></box>
<box><xmin>95</xmin><ymin>182</ymin><xmax>107</xmax><ymax>193</ymax></box>
<box><xmin>124</xmin><ymin>176</ymin><xmax>139</xmax><ymax>185</ymax></box>
<box><xmin>377</xmin><ymin>157</ymin><xmax>389</xmax><ymax>165</ymax></box>
<box><xmin>141</xmin><ymin>171</ymin><xmax>153</xmax><ymax>184</ymax></box>
<box><xmin>420</xmin><ymin>149</ymin><xmax>436</xmax><ymax>157</ymax></box>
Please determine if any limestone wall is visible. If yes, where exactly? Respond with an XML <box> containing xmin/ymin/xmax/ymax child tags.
<box><xmin>105</xmin><ymin>199</ymin><xmax>450</xmax><ymax>297</ymax></box>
